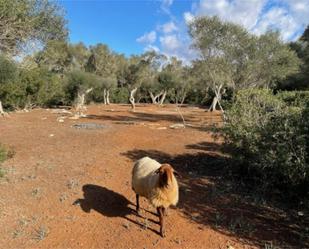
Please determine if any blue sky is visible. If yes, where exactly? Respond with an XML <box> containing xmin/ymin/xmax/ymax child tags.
<box><xmin>59</xmin><ymin>0</ymin><xmax>309</xmax><ymax>61</ymax></box>
<box><xmin>60</xmin><ymin>0</ymin><xmax>192</xmax><ymax>56</ymax></box>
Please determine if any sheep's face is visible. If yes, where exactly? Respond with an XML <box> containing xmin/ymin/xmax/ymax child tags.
<box><xmin>156</xmin><ymin>164</ymin><xmax>175</xmax><ymax>188</ymax></box>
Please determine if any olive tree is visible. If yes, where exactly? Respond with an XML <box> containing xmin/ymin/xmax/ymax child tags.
<box><xmin>0</xmin><ymin>56</ymin><xmax>18</xmax><ymax>116</ymax></box>
<box><xmin>0</xmin><ymin>0</ymin><xmax>67</xmax><ymax>114</ymax></box>
<box><xmin>189</xmin><ymin>16</ymin><xmax>300</xmax><ymax>111</ymax></box>
<box><xmin>65</xmin><ymin>71</ymin><xmax>98</xmax><ymax>117</ymax></box>
<box><xmin>86</xmin><ymin>44</ymin><xmax>118</xmax><ymax>105</ymax></box>
<box><xmin>0</xmin><ymin>0</ymin><xmax>67</xmax><ymax>56</ymax></box>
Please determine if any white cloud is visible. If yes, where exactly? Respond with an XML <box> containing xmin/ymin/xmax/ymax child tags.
<box><xmin>184</xmin><ymin>12</ymin><xmax>195</xmax><ymax>24</ymax></box>
<box><xmin>138</xmin><ymin>0</ymin><xmax>309</xmax><ymax>63</ymax></box>
<box><xmin>160</xmin><ymin>34</ymin><xmax>181</xmax><ymax>51</ymax></box>
<box><xmin>253</xmin><ymin>7</ymin><xmax>299</xmax><ymax>41</ymax></box>
<box><xmin>144</xmin><ymin>44</ymin><xmax>160</xmax><ymax>53</ymax></box>
<box><xmin>161</xmin><ymin>0</ymin><xmax>174</xmax><ymax>14</ymax></box>
<box><xmin>196</xmin><ymin>0</ymin><xmax>265</xmax><ymax>30</ymax></box>
<box><xmin>160</xmin><ymin>21</ymin><xmax>178</xmax><ymax>33</ymax></box>
<box><xmin>160</xmin><ymin>0</ymin><xmax>174</xmax><ymax>18</ymax></box>
<box><xmin>136</xmin><ymin>31</ymin><xmax>157</xmax><ymax>44</ymax></box>
<box><xmin>159</xmin><ymin>34</ymin><xmax>198</xmax><ymax>64</ymax></box>
<box><xmin>191</xmin><ymin>0</ymin><xmax>309</xmax><ymax>41</ymax></box>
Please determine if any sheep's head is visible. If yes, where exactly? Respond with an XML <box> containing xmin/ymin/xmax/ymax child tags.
<box><xmin>155</xmin><ymin>164</ymin><xmax>178</xmax><ymax>188</ymax></box>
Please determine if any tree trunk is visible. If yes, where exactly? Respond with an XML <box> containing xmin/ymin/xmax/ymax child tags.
<box><xmin>149</xmin><ymin>91</ymin><xmax>164</xmax><ymax>104</ymax></box>
<box><xmin>106</xmin><ymin>89</ymin><xmax>110</xmax><ymax>105</ymax></box>
<box><xmin>0</xmin><ymin>100</ymin><xmax>8</xmax><ymax>117</ymax></box>
<box><xmin>129</xmin><ymin>87</ymin><xmax>138</xmax><ymax>111</ymax></box>
<box><xmin>180</xmin><ymin>92</ymin><xmax>187</xmax><ymax>106</ymax></box>
<box><xmin>75</xmin><ymin>88</ymin><xmax>93</xmax><ymax>117</ymax></box>
<box><xmin>149</xmin><ymin>92</ymin><xmax>157</xmax><ymax>104</ymax></box>
<box><xmin>208</xmin><ymin>96</ymin><xmax>219</xmax><ymax>112</ymax></box>
<box><xmin>159</xmin><ymin>90</ymin><xmax>167</xmax><ymax>106</ymax></box>
<box><xmin>208</xmin><ymin>84</ymin><xmax>224</xmax><ymax>112</ymax></box>
<box><xmin>103</xmin><ymin>89</ymin><xmax>107</xmax><ymax>105</ymax></box>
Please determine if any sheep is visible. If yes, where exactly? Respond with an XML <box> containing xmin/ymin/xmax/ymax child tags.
<box><xmin>131</xmin><ymin>156</ymin><xmax>179</xmax><ymax>237</ymax></box>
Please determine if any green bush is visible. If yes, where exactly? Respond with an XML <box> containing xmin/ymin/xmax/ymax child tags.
<box><xmin>0</xmin><ymin>145</ymin><xmax>6</xmax><ymax>164</ymax></box>
<box><xmin>111</xmin><ymin>87</ymin><xmax>129</xmax><ymax>104</ymax></box>
<box><xmin>276</xmin><ymin>90</ymin><xmax>309</xmax><ymax>107</ymax></box>
<box><xmin>64</xmin><ymin>70</ymin><xmax>100</xmax><ymax>105</ymax></box>
<box><xmin>19</xmin><ymin>68</ymin><xmax>65</xmax><ymax>107</ymax></box>
<box><xmin>0</xmin><ymin>55</ymin><xmax>20</xmax><ymax>109</ymax></box>
<box><xmin>0</xmin><ymin>144</ymin><xmax>15</xmax><ymax>178</ymax></box>
<box><xmin>221</xmin><ymin>89</ymin><xmax>309</xmax><ymax>201</ymax></box>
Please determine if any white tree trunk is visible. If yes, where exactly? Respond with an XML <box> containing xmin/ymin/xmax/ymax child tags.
<box><xmin>159</xmin><ymin>90</ymin><xmax>167</xmax><ymax>106</ymax></box>
<box><xmin>106</xmin><ymin>89</ymin><xmax>110</xmax><ymax>105</ymax></box>
<box><xmin>149</xmin><ymin>92</ymin><xmax>157</xmax><ymax>104</ymax></box>
<box><xmin>149</xmin><ymin>91</ymin><xmax>164</xmax><ymax>104</ymax></box>
<box><xmin>208</xmin><ymin>84</ymin><xmax>224</xmax><ymax>112</ymax></box>
<box><xmin>180</xmin><ymin>92</ymin><xmax>187</xmax><ymax>106</ymax></box>
<box><xmin>103</xmin><ymin>89</ymin><xmax>107</xmax><ymax>105</ymax></box>
<box><xmin>208</xmin><ymin>96</ymin><xmax>219</xmax><ymax>112</ymax></box>
<box><xmin>129</xmin><ymin>87</ymin><xmax>138</xmax><ymax>111</ymax></box>
<box><xmin>75</xmin><ymin>88</ymin><xmax>93</xmax><ymax>117</ymax></box>
<box><xmin>0</xmin><ymin>100</ymin><xmax>8</xmax><ymax>117</ymax></box>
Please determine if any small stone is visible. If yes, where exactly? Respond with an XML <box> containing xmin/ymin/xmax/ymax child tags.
<box><xmin>169</xmin><ymin>123</ymin><xmax>185</xmax><ymax>129</ymax></box>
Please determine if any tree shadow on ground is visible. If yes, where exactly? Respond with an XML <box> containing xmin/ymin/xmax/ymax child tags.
<box><xmin>87</xmin><ymin>112</ymin><xmax>188</xmax><ymax>124</ymax></box>
<box><xmin>122</xmin><ymin>148</ymin><xmax>309</xmax><ymax>248</ymax></box>
<box><xmin>73</xmin><ymin>184</ymin><xmax>161</xmax><ymax>235</ymax></box>
<box><xmin>186</xmin><ymin>141</ymin><xmax>223</xmax><ymax>152</ymax></box>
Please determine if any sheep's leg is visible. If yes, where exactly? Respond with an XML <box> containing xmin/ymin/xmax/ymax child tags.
<box><xmin>136</xmin><ymin>194</ymin><xmax>140</xmax><ymax>213</ymax></box>
<box><xmin>162</xmin><ymin>207</ymin><xmax>168</xmax><ymax>216</ymax></box>
<box><xmin>157</xmin><ymin>207</ymin><xmax>165</xmax><ymax>237</ymax></box>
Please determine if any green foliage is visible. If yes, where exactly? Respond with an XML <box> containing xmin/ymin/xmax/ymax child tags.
<box><xmin>0</xmin><ymin>55</ymin><xmax>21</xmax><ymax>109</ymax></box>
<box><xmin>19</xmin><ymin>68</ymin><xmax>65</xmax><ymax>106</ymax></box>
<box><xmin>110</xmin><ymin>87</ymin><xmax>129</xmax><ymax>103</ymax></box>
<box><xmin>0</xmin><ymin>55</ymin><xmax>18</xmax><ymax>83</ymax></box>
<box><xmin>64</xmin><ymin>70</ymin><xmax>100</xmax><ymax>104</ymax></box>
<box><xmin>276</xmin><ymin>91</ymin><xmax>309</xmax><ymax>107</ymax></box>
<box><xmin>91</xmin><ymin>76</ymin><xmax>117</xmax><ymax>102</ymax></box>
<box><xmin>280</xmin><ymin>25</ymin><xmax>309</xmax><ymax>90</ymax></box>
<box><xmin>0</xmin><ymin>144</ymin><xmax>15</xmax><ymax>178</ymax></box>
<box><xmin>35</xmin><ymin>40</ymin><xmax>72</xmax><ymax>75</ymax></box>
<box><xmin>0</xmin><ymin>0</ymin><xmax>67</xmax><ymax>55</ymax></box>
<box><xmin>189</xmin><ymin>16</ymin><xmax>300</xmax><ymax>91</ymax></box>
<box><xmin>221</xmin><ymin>89</ymin><xmax>309</xmax><ymax>201</ymax></box>
<box><xmin>86</xmin><ymin>44</ymin><xmax>117</xmax><ymax>77</ymax></box>
<box><xmin>0</xmin><ymin>145</ymin><xmax>7</xmax><ymax>164</ymax></box>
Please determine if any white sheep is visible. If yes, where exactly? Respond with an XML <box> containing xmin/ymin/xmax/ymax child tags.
<box><xmin>131</xmin><ymin>156</ymin><xmax>179</xmax><ymax>237</ymax></box>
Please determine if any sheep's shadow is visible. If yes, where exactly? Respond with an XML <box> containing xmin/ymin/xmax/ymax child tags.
<box><xmin>122</xmin><ymin>149</ymin><xmax>309</xmax><ymax>248</ymax></box>
<box><xmin>73</xmin><ymin>184</ymin><xmax>132</xmax><ymax>217</ymax></box>
<box><xmin>73</xmin><ymin>184</ymin><xmax>160</xmax><ymax>235</ymax></box>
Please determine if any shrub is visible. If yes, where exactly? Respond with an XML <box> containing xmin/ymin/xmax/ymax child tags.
<box><xmin>0</xmin><ymin>55</ymin><xmax>20</xmax><ymax>110</ymax></box>
<box><xmin>276</xmin><ymin>90</ymin><xmax>309</xmax><ymax>107</ymax></box>
<box><xmin>221</xmin><ymin>89</ymin><xmax>309</xmax><ymax>201</ymax></box>
<box><xmin>111</xmin><ymin>87</ymin><xmax>129</xmax><ymax>104</ymax></box>
<box><xmin>0</xmin><ymin>144</ymin><xmax>15</xmax><ymax>178</ymax></box>
<box><xmin>64</xmin><ymin>70</ymin><xmax>100</xmax><ymax>105</ymax></box>
<box><xmin>19</xmin><ymin>68</ymin><xmax>65</xmax><ymax>107</ymax></box>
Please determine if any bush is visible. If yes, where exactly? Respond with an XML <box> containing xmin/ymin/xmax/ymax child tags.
<box><xmin>19</xmin><ymin>68</ymin><xmax>65</xmax><ymax>107</ymax></box>
<box><xmin>0</xmin><ymin>144</ymin><xmax>15</xmax><ymax>178</ymax></box>
<box><xmin>64</xmin><ymin>70</ymin><xmax>100</xmax><ymax>105</ymax></box>
<box><xmin>221</xmin><ymin>89</ymin><xmax>309</xmax><ymax>201</ymax></box>
<box><xmin>111</xmin><ymin>87</ymin><xmax>129</xmax><ymax>103</ymax></box>
<box><xmin>0</xmin><ymin>55</ymin><xmax>20</xmax><ymax>110</ymax></box>
<box><xmin>276</xmin><ymin>90</ymin><xmax>309</xmax><ymax>107</ymax></box>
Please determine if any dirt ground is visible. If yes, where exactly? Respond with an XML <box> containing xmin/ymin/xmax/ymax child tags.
<box><xmin>0</xmin><ymin>104</ymin><xmax>307</xmax><ymax>249</ymax></box>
